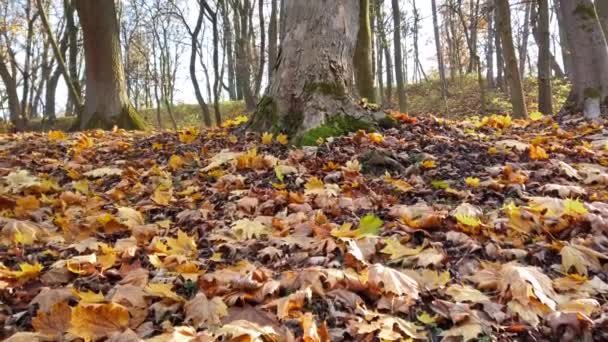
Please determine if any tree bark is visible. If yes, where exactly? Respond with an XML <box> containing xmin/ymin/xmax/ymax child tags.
<box><xmin>559</xmin><ymin>0</ymin><xmax>608</xmax><ymax>119</ymax></box>
<box><xmin>554</xmin><ymin>0</ymin><xmax>573</xmax><ymax>79</ymax></box>
<box><xmin>354</xmin><ymin>0</ymin><xmax>376</xmax><ymax>102</ymax></box>
<box><xmin>485</xmin><ymin>0</ymin><xmax>495</xmax><ymax>88</ymax></box>
<box><xmin>432</xmin><ymin>0</ymin><xmax>449</xmax><ymax>101</ymax></box>
<box><xmin>268</xmin><ymin>0</ymin><xmax>278</xmax><ymax>84</ymax></box>
<box><xmin>74</xmin><ymin>0</ymin><xmax>147</xmax><ymax>130</ymax></box>
<box><xmin>248</xmin><ymin>0</ymin><xmax>367</xmax><ymax>138</ymax></box>
<box><xmin>495</xmin><ymin>5</ymin><xmax>505</xmax><ymax>91</ymax></box>
<box><xmin>190</xmin><ymin>2</ymin><xmax>212</xmax><ymax>127</ymax></box>
<box><xmin>518</xmin><ymin>2</ymin><xmax>532</xmax><ymax>77</ymax></box>
<box><xmin>596</xmin><ymin>0</ymin><xmax>608</xmax><ymax>42</ymax></box>
<box><xmin>391</xmin><ymin>0</ymin><xmax>407</xmax><ymax>112</ymax></box>
<box><xmin>0</xmin><ymin>57</ymin><xmax>23</xmax><ymax>130</ymax></box>
<box><xmin>496</xmin><ymin>0</ymin><xmax>527</xmax><ymax>118</ymax></box>
<box><xmin>537</xmin><ymin>0</ymin><xmax>553</xmax><ymax>115</ymax></box>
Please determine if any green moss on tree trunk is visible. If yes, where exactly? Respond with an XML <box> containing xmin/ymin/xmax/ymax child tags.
<box><xmin>296</xmin><ymin>114</ymin><xmax>374</xmax><ymax>146</ymax></box>
<box><xmin>80</xmin><ymin>105</ymin><xmax>149</xmax><ymax>130</ymax></box>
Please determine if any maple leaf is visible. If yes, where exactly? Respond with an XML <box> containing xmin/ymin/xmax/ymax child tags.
<box><xmin>529</xmin><ymin>145</ymin><xmax>549</xmax><ymax>160</ymax></box>
<box><xmin>116</xmin><ymin>206</ymin><xmax>144</xmax><ymax>228</ymax></box>
<box><xmin>165</xmin><ymin>230</ymin><xmax>197</xmax><ymax>257</ymax></box>
<box><xmin>3</xmin><ymin>170</ymin><xmax>41</xmax><ymax>193</ymax></box>
<box><xmin>178</xmin><ymin>127</ymin><xmax>199</xmax><ymax>143</ymax></box>
<box><xmin>261</xmin><ymin>132</ymin><xmax>274</xmax><ymax>144</ymax></box>
<box><xmin>0</xmin><ymin>262</ymin><xmax>43</xmax><ymax>283</ymax></box>
<box><xmin>217</xmin><ymin>320</ymin><xmax>278</xmax><ymax>340</ymax></box>
<box><xmin>421</xmin><ymin>160</ymin><xmax>436</xmax><ymax>168</ymax></box>
<box><xmin>367</xmin><ymin>132</ymin><xmax>385</xmax><ymax>144</ymax></box>
<box><xmin>232</xmin><ymin>219</ymin><xmax>271</xmax><ymax>240</ymax></box>
<box><xmin>168</xmin><ymin>154</ymin><xmax>184</xmax><ymax>171</ymax></box>
<box><xmin>83</xmin><ymin>167</ymin><xmax>123</xmax><ymax>178</ymax></box>
<box><xmin>560</xmin><ymin>243</ymin><xmax>607</xmax><ymax>276</ymax></box>
<box><xmin>184</xmin><ymin>293</ymin><xmax>228</xmax><ymax>328</ymax></box>
<box><xmin>366</xmin><ymin>263</ymin><xmax>420</xmax><ymax>299</ymax></box>
<box><xmin>145</xmin><ymin>283</ymin><xmax>184</xmax><ymax>302</ymax></box>
<box><xmin>201</xmin><ymin>150</ymin><xmax>241</xmax><ymax>171</ymax></box>
<box><xmin>353</xmin><ymin>314</ymin><xmax>426</xmax><ymax>340</ymax></box>
<box><xmin>389</xmin><ymin>203</ymin><xmax>445</xmax><ymax>229</ymax></box>
<box><xmin>47</xmin><ymin>130</ymin><xmax>67</xmax><ymax>141</ymax></box>
<box><xmin>465</xmin><ymin>177</ymin><xmax>480</xmax><ymax>187</ymax></box>
<box><xmin>446</xmin><ymin>284</ymin><xmax>490</xmax><ymax>303</ymax></box>
<box><xmin>529</xmin><ymin>111</ymin><xmax>544</xmax><ymax>121</ymax></box>
<box><xmin>32</xmin><ymin>301</ymin><xmax>71</xmax><ymax>339</ymax></box>
<box><xmin>380</xmin><ymin>238</ymin><xmax>424</xmax><ymax>260</ymax></box>
<box><xmin>440</xmin><ymin>322</ymin><xmax>484</xmax><ymax>342</ymax></box>
<box><xmin>276</xmin><ymin>133</ymin><xmax>289</xmax><ymax>145</ymax></box>
<box><xmin>73</xmin><ymin>289</ymin><xmax>106</xmax><ymax>304</ymax></box>
<box><xmin>68</xmin><ymin>303</ymin><xmax>129</xmax><ymax>341</ymax></box>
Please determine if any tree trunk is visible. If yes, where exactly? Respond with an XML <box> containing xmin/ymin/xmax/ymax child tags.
<box><xmin>74</xmin><ymin>0</ymin><xmax>146</xmax><ymax>130</ymax></box>
<box><xmin>268</xmin><ymin>0</ymin><xmax>278</xmax><ymax>84</ymax></box>
<box><xmin>531</xmin><ymin>2</ymin><xmax>565</xmax><ymax>79</ymax></box>
<box><xmin>220</xmin><ymin>0</ymin><xmax>237</xmax><ymax>100</ymax></box>
<box><xmin>191</xmin><ymin>3</ymin><xmax>212</xmax><ymax>127</ymax></box>
<box><xmin>537</xmin><ymin>0</ymin><xmax>553</xmax><ymax>115</ymax></box>
<box><xmin>432</xmin><ymin>0</ymin><xmax>449</xmax><ymax>101</ymax></box>
<box><xmin>485</xmin><ymin>0</ymin><xmax>495</xmax><ymax>88</ymax></box>
<box><xmin>235</xmin><ymin>0</ymin><xmax>256</xmax><ymax>110</ymax></box>
<box><xmin>595</xmin><ymin>0</ymin><xmax>608</xmax><ymax>43</ymax></box>
<box><xmin>254</xmin><ymin>0</ymin><xmax>266</xmax><ymax>97</ymax></box>
<box><xmin>554</xmin><ymin>0</ymin><xmax>573</xmax><ymax>79</ymax></box>
<box><xmin>495</xmin><ymin>6</ymin><xmax>505</xmax><ymax>91</ymax></box>
<box><xmin>354</xmin><ymin>0</ymin><xmax>376</xmax><ymax>102</ymax></box>
<box><xmin>391</xmin><ymin>0</ymin><xmax>407</xmax><ymax>112</ymax></box>
<box><xmin>248</xmin><ymin>0</ymin><xmax>367</xmax><ymax>138</ymax></box>
<box><xmin>0</xmin><ymin>58</ymin><xmax>23</xmax><ymax>130</ymax></box>
<box><xmin>518</xmin><ymin>2</ymin><xmax>532</xmax><ymax>77</ymax></box>
<box><xmin>559</xmin><ymin>0</ymin><xmax>608</xmax><ymax>119</ymax></box>
<box><xmin>496</xmin><ymin>0</ymin><xmax>527</xmax><ymax>118</ymax></box>
<box><xmin>374</xmin><ymin>0</ymin><xmax>385</xmax><ymax>103</ymax></box>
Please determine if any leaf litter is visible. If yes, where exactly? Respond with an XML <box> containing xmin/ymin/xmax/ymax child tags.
<box><xmin>0</xmin><ymin>113</ymin><xmax>608</xmax><ymax>341</ymax></box>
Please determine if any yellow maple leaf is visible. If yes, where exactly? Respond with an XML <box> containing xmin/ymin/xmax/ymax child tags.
<box><xmin>68</xmin><ymin>303</ymin><xmax>129</xmax><ymax>341</ymax></box>
<box><xmin>178</xmin><ymin>127</ymin><xmax>199</xmax><ymax>143</ymax></box>
<box><xmin>152</xmin><ymin>185</ymin><xmax>173</xmax><ymax>206</ymax></box>
<box><xmin>145</xmin><ymin>283</ymin><xmax>183</xmax><ymax>302</ymax></box>
<box><xmin>368</xmin><ymin>132</ymin><xmax>385</xmax><ymax>144</ymax></box>
<box><xmin>529</xmin><ymin>145</ymin><xmax>549</xmax><ymax>160</ymax></box>
<box><xmin>529</xmin><ymin>111</ymin><xmax>544</xmax><ymax>121</ymax></box>
<box><xmin>165</xmin><ymin>230</ymin><xmax>197</xmax><ymax>257</ymax></box>
<box><xmin>72</xmin><ymin>289</ymin><xmax>106</xmax><ymax>303</ymax></box>
<box><xmin>232</xmin><ymin>219</ymin><xmax>271</xmax><ymax>240</ymax></box>
<box><xmin>48</xmin><ymin>130</ymin><xmax>67</xmax><ymax>141</ymax></box>
<box><xmin>465</xmin><ymin>177</ymin><xmax>480</xmax><ymax>187</ymax></box>
<box><xmin>261</xmin><ymin>132</ymin><xmax>274</xmax><ymax>145</ymax></box>
<box><xmin>564</xmin><ymin>198</ymin><xmax>588</xmax><ymax>216</ymax></box>
<box><xmin>380</xmin><ymin>238</ymin><xmax>424</xmax><ymax>260</ymax></box>
<box><xmin>417</xmin><ymin>312</ymin><xmax>438</xmax><ymax>325</ymax></box>
<box><xmin>304</xmin><ymin>177</ymin><xmax>325</xmax><ymax>195</ymax></box>
<box><xmin>421</xmin><ymin>160</ymin><xmax>437</xmax><ymax>169</ymax></box>
<box><xmin>168</xmin><ymin>155</ymin><xmax>184</xmax><ymax>171</ymax></box>
<box><xmin>4</xmin><ymin>263</ymin><xmax>44</xmax><ymax>282</ymax></box>
<box><xmin>276</xmin><ymin>133</ymin><xmax>289</xmax><ymax>145</ymax></box>
<box><xmin>455</xmin><ymin>214</ymin><xmax>482</xmax><ymax>228</ymax></box>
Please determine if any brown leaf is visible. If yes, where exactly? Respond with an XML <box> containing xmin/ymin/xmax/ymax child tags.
<box><xmin>32</xmin><ymin>301</ymin><xmax>71</xmax><ymax>339</ymax></box>
<box><xmin>184</xmin><ymin>293</ymin><xmax>228</xmax><ymax>328</ymax></box>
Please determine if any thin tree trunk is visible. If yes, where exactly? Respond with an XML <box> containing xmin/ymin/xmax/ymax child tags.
<box><xmin>354</xmin><ymin>0</ymin><xmax>376</xmax><ymax>102</ymax></box>
<box><xmin>254</xmin><ymin>0</ymin><xmax>265</xmax><ymax>97</ymax></box>
<box><xmin>495</xmin><ymin>6</ymin><xmax>505</xmax><ymax>91</ymax></box>
<box><xmin>432</xmin><ymin>0</ymin><xmax>449</xmax><ymax>101</ymax></box>
<box><xmin>518</xmin><ymin>2</ymin><xmax>532</xmax><ymax>77</ymax></box>
<box><xmin>537</xmin><ymin>0</ymin><xmax>553</xmax><ymax>115</ymax></box>
<box><xmin>496</xmin><ymin>0</ymin><xmax>527</xmax><ymax>118</ymax></box>
<box><xmin>485</xmin><ymin>0</ymin><xmax>495</xmax><ymax>88</ymax></box>
<box><xmin>190</xmin><ymin>3</ymin><xmax>212</xmax><ymax>127</ymax></box>
<box><xmin>554</xmin><ymin>0</ymin><xmax>572</xmax><ymax>78</ymax></box>
<box><xmin>0</xmin><ymin>58</ymin><xmax>23</xmax><ymax>130</ymax></box>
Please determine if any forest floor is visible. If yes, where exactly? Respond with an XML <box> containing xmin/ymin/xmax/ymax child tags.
<box><xmin>0</xmin><ymin>110</ymin><xmax>608</xmax><ymax>341</ymax></box>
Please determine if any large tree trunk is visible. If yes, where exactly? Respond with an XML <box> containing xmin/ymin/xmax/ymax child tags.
<box><xmin>391</xmin><ymin>0</ymin><xmax>407</xmax><ymax>112</ymax></box>
<box><xmin>74</xmin><ymin>0</ymin><xmax>146</xmax><ymax>130</ymax></box>
<box><xmin>560</xmin><ymin>0</ymin><xmax>608</xmax><ymax>119</ymax></box>
<box><xmin>554</xmin><ymin>0</ymin><xmax>573</xmax><ymax>79</ymax></box>
<box><xmin>597</xmin><ymin>0</ymin><xmax>608</xmax><ymax>39</ymax></box>
<box><xmin>354</xmin><ymin>0</ymin><xmax>376</xmax><ymax>102</ymax></box>
<box><xmin>268</xmin><ymin>0</ymin><xmax>278</xmax><ymax>84</ymax></box>
<box><xmin>496</xmin><ymin>0</ymin><xmax>528</xmax><ymax>119</ymax></box>
<box><xmin>537</xmin><ymin>0</ymin><xmax>553</xmax><ymax>115</ymax></box>
<box><xmin>248</xmin><ymin>0</ymin><xmax>366</xmax><ymax>138</ymax></box>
